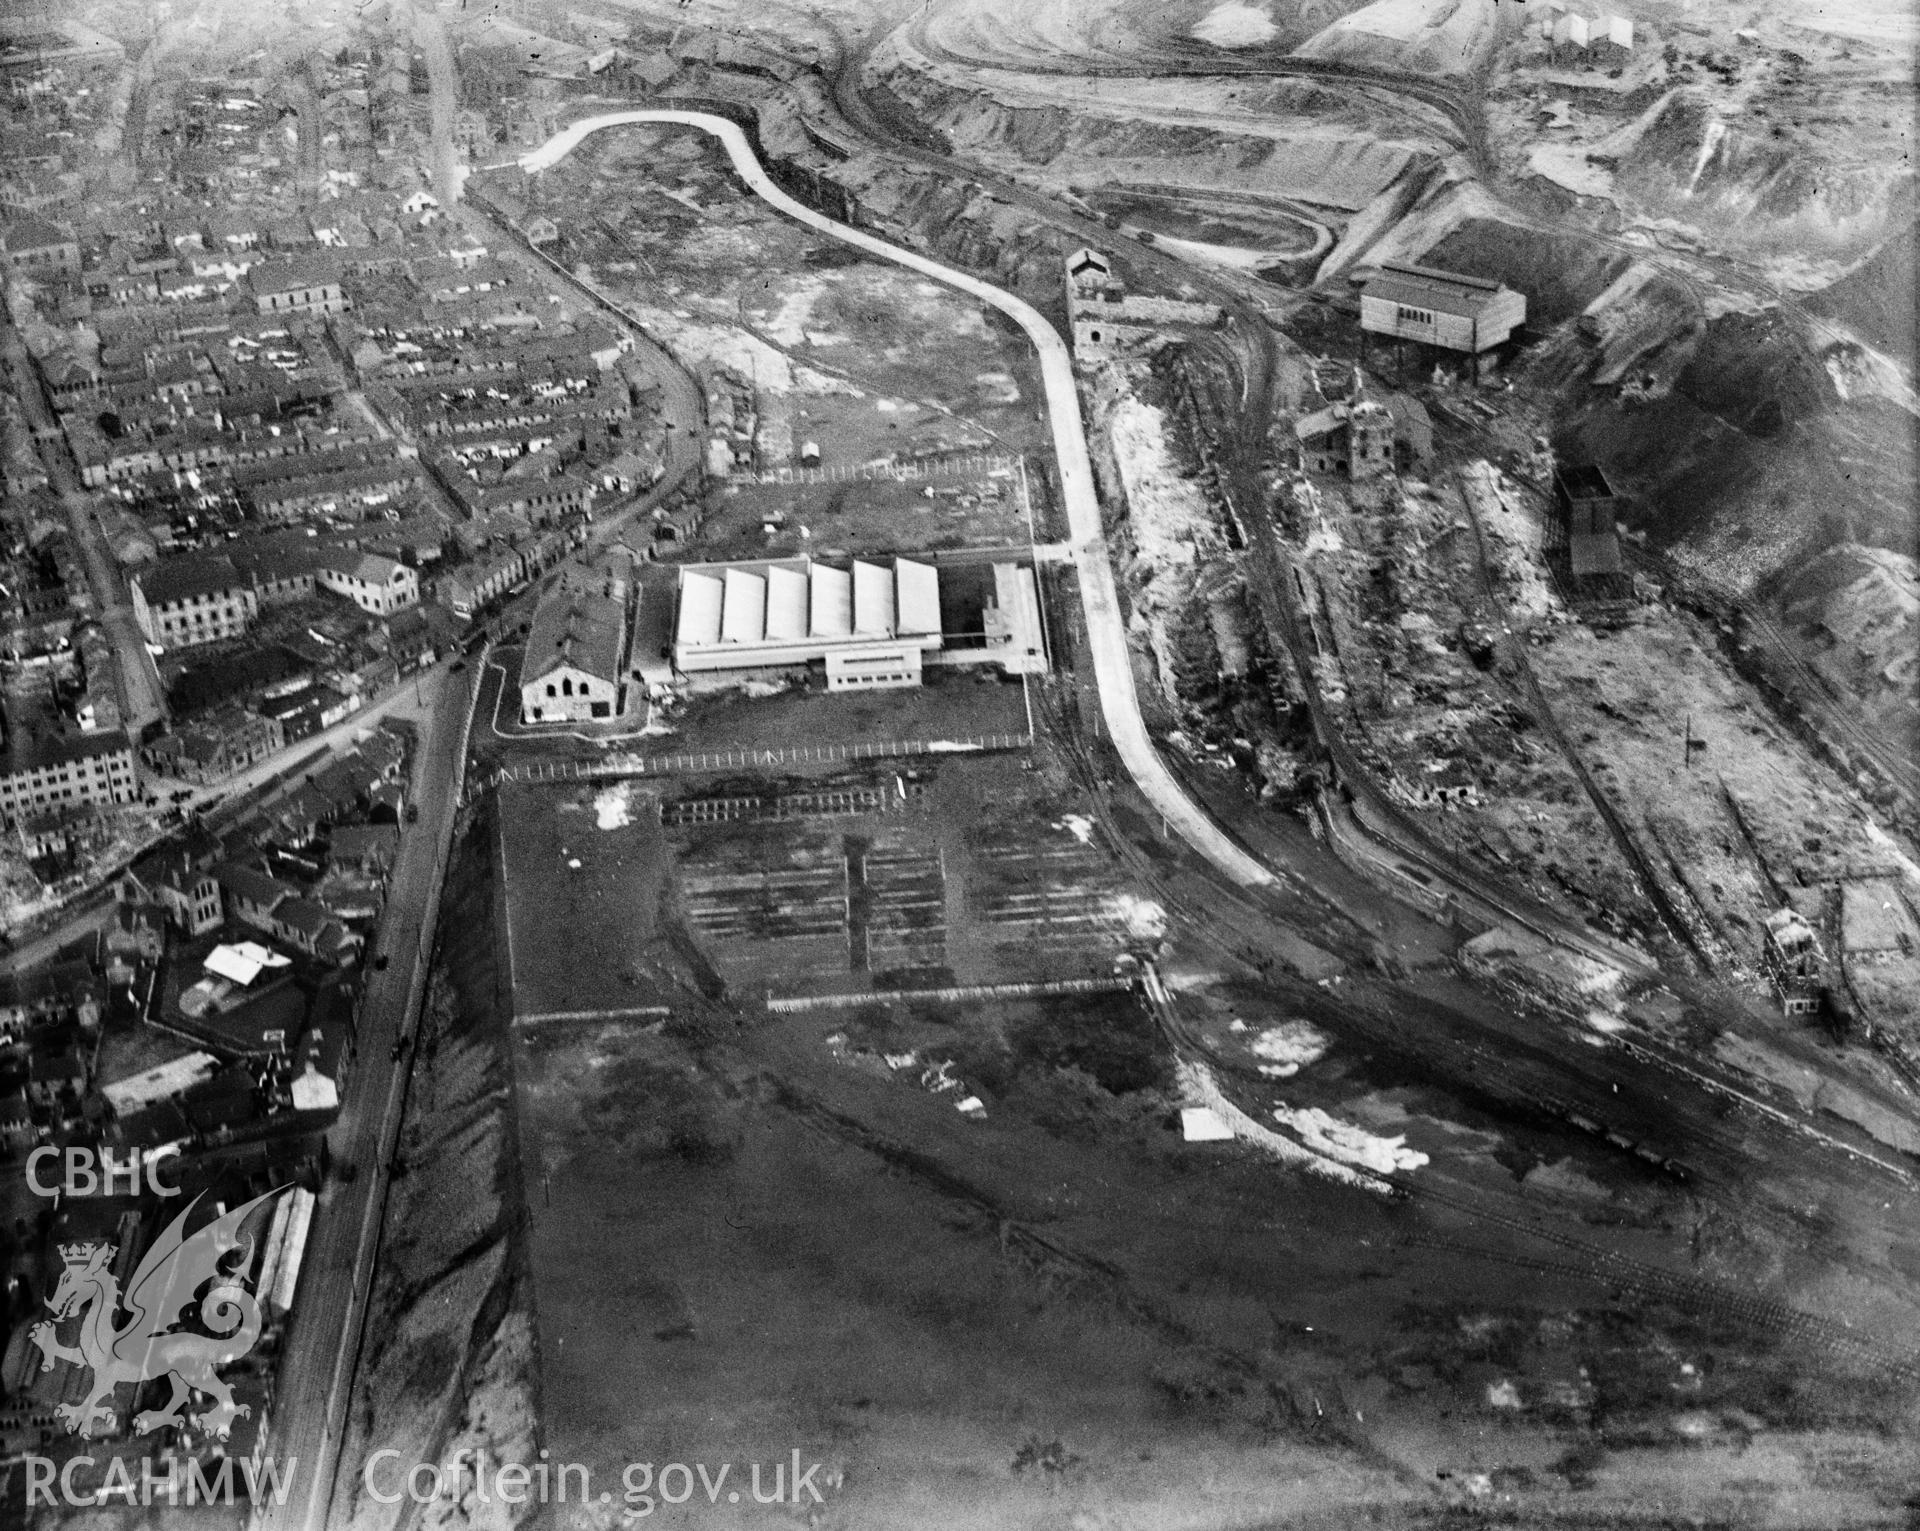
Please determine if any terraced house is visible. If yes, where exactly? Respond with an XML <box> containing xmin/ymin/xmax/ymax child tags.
<box><xmin>213</xmin><ymin>862</ymin><xmax>360</xmax><ymax>963</ymax></box>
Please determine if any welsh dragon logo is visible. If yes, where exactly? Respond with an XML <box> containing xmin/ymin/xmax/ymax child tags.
<box><xmin>30</xmin><ymin>1188</ymin><xmax>287</xmax><ymax>1440</ymax></box>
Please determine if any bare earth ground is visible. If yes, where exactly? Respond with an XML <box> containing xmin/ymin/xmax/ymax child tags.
<box><xmin>489</xmin><ymin>709</ymin><xmax>1920</xmax><ymax>1526</ymax></box>
<box><xmin>509</xmin><ymin>912</ymin><xmax>1920</xmax><ymax>1529</ymax></box>
<box><xmin>496</xmin><ymin>752</ymin><xmax>1145</xmax><ymax>1009</ymax></box>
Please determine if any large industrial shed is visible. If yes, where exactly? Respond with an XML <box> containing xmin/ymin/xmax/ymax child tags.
<box><xmin>1357</xmin><ymin>262</ymin><xmax>1526</xmax><ymax>355</ymax></box>
<box><xmin>672</xmin><ymin>557</ymin><xmax>943</xmax><ymax>689</ymax></box>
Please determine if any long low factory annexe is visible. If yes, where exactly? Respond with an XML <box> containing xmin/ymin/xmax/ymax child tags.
<box><xmin>672</xmin><ymin>556</ymin><xmax>943</xmax><ymax>691</ymax></box>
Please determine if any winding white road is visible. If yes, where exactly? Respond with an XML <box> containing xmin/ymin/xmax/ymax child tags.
<box><xmin>524</xmin><ymin>109</ymin><xmax>1275</xmax><ymax>890</ymax></box>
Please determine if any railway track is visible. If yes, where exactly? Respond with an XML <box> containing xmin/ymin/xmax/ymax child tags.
<box><xmin>1028</xmin><ymin>681</ymin><xmax>1920</xmax><ymax>1379</ymax></box>
<box><xmin>565</xmin><ymin>10</ymin><xmax>1920</xmax><ymax>1391</ymax></box>
<box><xmin>1723</xmin><ymin>593</ymin><xmax>1917</xmax><ymax>810</ymax></box>
<box><xmin>1395</xmin><ymin>1230</ymin><xmax>1920</xmax><ymax>1379</ymax></box>
<box><xmin>892</xmin><ymin>10</ymin><xmax>1493</xmax><ymax>175</ymax></box>
<box><xmin>1451</xmin><ymin>465</ymin><xmax>1713</xmax><ymax>970</ymax></box>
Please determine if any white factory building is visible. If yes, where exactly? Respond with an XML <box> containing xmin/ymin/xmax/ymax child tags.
<box><xmin>673</xmin><ymin>557</ymin><xmax>943</xmax><ymax>690</ymax></box>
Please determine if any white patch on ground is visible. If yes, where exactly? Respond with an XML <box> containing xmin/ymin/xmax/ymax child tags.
<box><xmin>1528</xmin><ymin>143</ymin><xmax>1616</xmax><ymax>199</ymax></box>
<box><xmin>796</xmin><ymin>364</ymin><xmax>860</xmax><ymax>395</ymax></box>
<box><xmin>1181</xmin><ymin>1105</ymin><xmax>1235</xmax><ymax>1141</ymax></box>
<box><xmin>1295</xmin><ymin>0</ymin><xmax>1501</xmax><ymax>76</ymax></box>
<box><xmin>974</xmin><ymin>370</ymin><xmax>1020</xmax><ymax>404</ymax></box>
<box><xmin>1161</xmin><ymin>966</ymin><xmax>1229</xmax><ymax>992</ymax></box>
<box><xmin>1351</xmin><ymin>1092</ymin><xmax>1502</xmax><ymax>1153</ymax></box>
<box><xmin>592</xmin><ymin>784</ymin><xmax>634</xmax><ymax>831</ymax></box>
<box><xmin>1251</xmin><ymin>1020</ymin><xmax>1330</xmax><ymax>1077</ymax></box>
<box><xmin>1193</xmin><ymin>2</ymin><xmax>1277</xmax><ymax>48</ymax></box>
<box><xmin>1177</xmin><ymin>1061</ymin><xmax>1389</xmax><ymax>1192</ymax></box>
<box><xmin>1111</xmin><ymin>892</ymin><xmax>1168</xmax><ymax>941</ymax></box>
<box><xmin>1460</xmin><ymin>461</ymin><xmax>1563</xmax><ymax>623</ymax></box>
<box><xmin>1301</xmin><ymin>521</ymin><xmax>1343</xmax><ymax>557</ymax></box>
<box><xmin>1108</xmin><ymin>395</ymin><xmax>1224</xmax><ymax>704</ymax></box>
<box><xmin>1271</xmin><ymin>1104</ymin><xmax>1430</xmax><ymax>1174</ymax></box>
<box><xmin>1110</xmin><ymin>398</ymin><xmax>1219</xmax><ymax>568</ymax></box>
<box><xmin>1145</xmin><ymin>232</ymin><xmax>1275</xmax><ymax>268</ymax></box>
<box><xmin>1057</xmin><ymin>815</ymin><xmax>1096</xmax><ymax>844</ymax></box>
<box><xmin>1784</xmin><ymin>0</ymin><xmax>1913</xmax><ymax>44</ymax></box>
<box><xmin>1517</xmin><ymin>1156</ymin><xmax>1608</xmax><ymax>1205</ymax></box>
<box><xmin>1862</xmin><ymin>817</ymin><xmax>1920</xmax><ymax>889</ymax></box>
<box><xmin>762</xmin><ymin>276</ymin><xmax>829</xmax><ymax>346</ymax></box>
<box><xmin>1486</xmin><ymin>1380</ymin><xmax>1523</xmax><ymax>1409</ymax></box>
<box><xmin>603</xmin><ymin>305</ymin><xmax>863</xmax><ymax>398</ymax></box>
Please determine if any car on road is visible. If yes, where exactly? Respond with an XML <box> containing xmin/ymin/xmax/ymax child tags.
<box><xmin>390</xmin><ymin>1037</ymin><xmax>409</xmax><ymax>1062</ymax></box>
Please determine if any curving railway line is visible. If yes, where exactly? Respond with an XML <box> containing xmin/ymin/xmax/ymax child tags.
<box><xmin>817</xmin><ymin>0</ymin><xmax>1920</xmax><ymax>989</ymax></box>
<box><xmin>821</xmin><ymin>14</ymin><xmax>1671</xmax><ymax>982</ymax></box>
<box><xmin>893</xmin><ymin>7</ymin><xmax>1494</xmax><ymax>173</ymax></box>
<box><xmin>802</xmin><ymin>9</ymin><xmax>1920</xmax><ymax>1368</ymax></box>
<box><xmin>503</xmin><ymin>1</ymin><xmax>1920</xmax><ymax>1385</ymax></box>
<box><xmin>1034</xmin><ymin>670</ymin><xmax>1920</xmax><ymax>1386</ymax></box>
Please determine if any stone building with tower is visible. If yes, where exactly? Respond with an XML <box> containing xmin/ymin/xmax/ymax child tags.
<box><xmin>1064</xmin><ymin>248</ymin><xmax>1221</xmax><ymax>365</ymax></box>
<box><xmin>1294</xmin><ymin>394</ymin><xmax>1397</xmax><ymax>480</ymax></box>
<box><xmin>1292</xmin><ymin>375</ymin><xmax>1427</xmax><ymax>480</ymax></box>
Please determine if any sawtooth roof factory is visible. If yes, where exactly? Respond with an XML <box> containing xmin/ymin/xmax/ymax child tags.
<box><xmin>673</xmin><ymin>556</ymin><xmax>943</xmax><ymax>691</ymax></box>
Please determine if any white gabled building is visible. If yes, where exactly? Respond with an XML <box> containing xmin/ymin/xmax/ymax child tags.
<box><xmin>520</xmin><ymin>555</ymin><xmax>631</xmax><ymax>723</ymax></box>
<box><xmin>317</xmin><ymin>552</ymin><xmax>420</xmax><ymax>616</ymax></box>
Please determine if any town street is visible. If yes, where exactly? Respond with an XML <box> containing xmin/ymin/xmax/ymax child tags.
<box><xmin>1</xmin><ymin>308</ymin><xmax>168</xmax><ymax>733</ymax></box>
<box><xmin>249</xmin><ymin>656</ymin><xmax>480</xmax><ymax>1531</ymax></box>
<box><xmin>2</xmin><ymin>673</ymin><xmax>443</xmax><ymax>974</ymax></box>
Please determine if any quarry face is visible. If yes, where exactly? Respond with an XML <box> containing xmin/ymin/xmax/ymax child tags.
<box><xmin>3</xmin><ymin>0</ymin><xmax>1914</xmax><ymax>1526</ymax></box>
